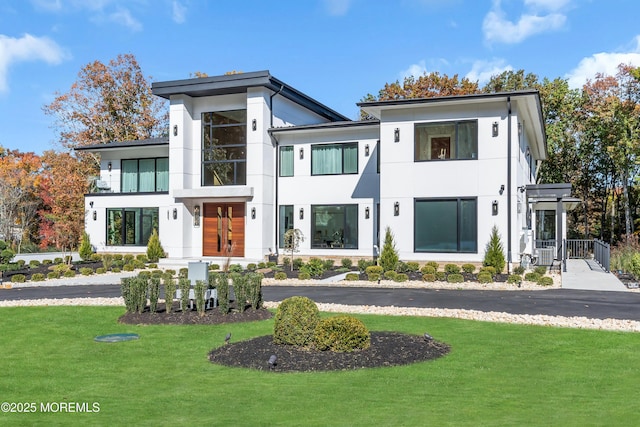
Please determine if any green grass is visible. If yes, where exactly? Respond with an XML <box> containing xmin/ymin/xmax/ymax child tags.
<box><xmin>1</xmin><ymin>307</ymin><xmax>640</xmax><ymax>426</ymax></box>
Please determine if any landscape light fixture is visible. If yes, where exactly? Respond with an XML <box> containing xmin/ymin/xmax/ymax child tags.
<box><xmin>394</xmin><ymin>128</ymin><xmax>400</xmax><ymax>142</ymax></box>
<box><xmin>492</xmin><ymin>122</ymin><xmax>499</xmax><ymax>137</ymax></box>
<box><xmin>225</xmin><ymin>332</ymin><xmax>231</xmax><ymax>345</ymax></box>
<box><xmin>394</xmin><ymin>202</ymin><xmax>400</xmax><ymax>216</ymax></box>
<box><xmin>268</xmin><ymin>354</ymin><xmax>277</xmax><ymax>370</ymax></box>
<box><xmin>194</xmin><ymin>205</ymin><xmax>200</xmax><ymax>227</ymax></box>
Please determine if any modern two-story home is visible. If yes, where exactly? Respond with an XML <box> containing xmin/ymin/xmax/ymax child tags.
<box><xmin>78</xmin><ymin>70</ymin><xmax>576</xmax><ymax>269</ymax></box>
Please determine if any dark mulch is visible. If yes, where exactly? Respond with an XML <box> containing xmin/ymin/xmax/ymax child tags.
<box><xmin>3</xmin><ymin>261</ymin><xmax>104</xmax><ymax>281</ymax></box>
<box><xmin>118</xmin><ymin>303</ymin><xmax>450</xmax><ymax>372</ymax></box>
<box><xmin>209</xmin><ymin>332</ymin><xmax>450</xmax><ymax>372</ymax></box>
<box><xmin>118</xmin><ymin>303</ymin><xmax>273</xmax><ymax>325</ymax></box>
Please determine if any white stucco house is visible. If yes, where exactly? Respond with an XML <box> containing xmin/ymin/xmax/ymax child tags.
<box><xmin>77</xmin><ymin>70</ymin><xmax>575</xmax><ymax>270</ymax></box>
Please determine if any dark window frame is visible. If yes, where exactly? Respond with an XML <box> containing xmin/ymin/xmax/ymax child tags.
<box><xmin>120</xmin><ymin>157</ymin><xmax>169</xmax><ymax>193</ymax></box>
<box><xmin>311</xmin><ymin>142</ymin><xmax>359</xmax><ymax>176</ymax></box>
<box><xmin>106</xmin><ymin>207</ymin><xmax>159</xmax><ymax>246</ymax></box>
<box><xmin>414</xmin><ymin>197</ymin><xmax>477</xmax><ymax>253</ymax></box>
<box><xmin>310</xmin><ymin>204</ymin><xmax>358</xmax><ymax>249</ymax></box>
<box><xmin>414</xmin><ymin>120</ymin><xmax>478</xmax><ymax>162</ymax></box>
<box><xmin>201</xmin><ymin>110</ymin><xmax>247</xmax><ymax>186</ymax></box>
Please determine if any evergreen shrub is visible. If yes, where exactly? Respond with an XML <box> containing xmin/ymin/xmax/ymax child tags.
<box><xmin>447</xmin><ymin>273</ymin><xmax>464</xmax><ymax>283</ymax></box>
<box><xmin>273</xmin><ymin>296</ymin><xmax>320</xmax><ymax>347</ymax></box>
<box><xmin>314</xmin><ymin>315</ymin><xmax>370</xmax><ymax>352</ymax></box>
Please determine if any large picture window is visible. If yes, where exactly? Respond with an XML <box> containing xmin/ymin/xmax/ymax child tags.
<box><xmin>121</xmin><ymin>158</ymin><xmax>169</xmax><ymax>193</ymax></box>
<box><xmin>106</xmin><ymin>208</ymin><xmax>159</xmax><ymax>246</ymax></box>
<box><xmin>415</xmin><ymin>198</ymin><xmax>477</xmax><ymax>252</ymax></box>
<box><xmin>202</xmin><ymin>110</ymin><xmax>247</xmax><ymax>186</ymax></box>
<box><xmin>279</xmin><ymin>146</ymin><xmax>294</xmax><ymax>177</ymax></box>
<box><xmin>415</xmin><ymin>121</ymin><xmax>478</xmax><ymax>161</ymax></box>
<box><xmin>278</xmin><ymin>205</ymin><xmax>294</xmax><ymax>248</ymax></box>
<box><xmin>311</xmin><ymin>143</ymin><xmax>358</xmax><ymax>175</ymax></box>
<box><xmin>311</xmin><ymin>205</ymin><xmax>358</xmax><ymax>249</ymax></box>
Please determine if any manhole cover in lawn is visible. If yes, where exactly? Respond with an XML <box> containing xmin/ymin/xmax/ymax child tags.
<box><xmin>94</xmin><ymin>333</ymin><xmax>139</xmax><ymax>343</ymax></box>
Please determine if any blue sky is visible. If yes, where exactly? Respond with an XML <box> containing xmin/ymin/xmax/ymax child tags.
<box><xmin>2</xmin><ymin>0</ymin><xmax>640</xmax><ymax>154</ymax></box>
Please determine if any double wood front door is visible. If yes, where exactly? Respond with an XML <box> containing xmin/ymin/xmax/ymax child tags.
<box><xmin>203</xmin><ymin>203</ymin><xmax>245</xmax><ymax>257</ymax></box>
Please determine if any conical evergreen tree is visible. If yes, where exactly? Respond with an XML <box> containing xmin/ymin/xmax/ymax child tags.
<box><xmin>483</xmin><ymin>225</ymin><xmax>506</xmax><ymax>274</ymax></box>
<box><xmin>379</xmin><ymin>226</ymin><xmax>399</xmax><ymax>272</ymax></box>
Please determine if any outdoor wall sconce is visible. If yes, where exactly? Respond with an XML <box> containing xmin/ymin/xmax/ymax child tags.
<box><xmin>365</xmin><ymin>144</ymin><xmax>370</xmax><ymax>156</ymax></box>
<box><xmin>92</xmin><ymin>210</ymin><xmax>97</xmax><ymax>221</ymax></box>
<box><xmin>299</xmin><ymin>208</ymin><xmax>304</xmax><ymax>220</ymax></box>
<box><xmin>89</xmin><ymin>201</ymin><xmax>94</xmax><ymax>208</ymax></box>
<box><xmin>492</xmin><ymin>122</ymin><xmax>499</xmax><ymax>137</ymax></box>
<box><xmin>499</xmin><ymin>184</ymin><xmax>505</xmax><ymax>195</ymax></box>
<box><xmin>173</xmin><ymin>125</ymin><xmax>178</xmax><ymax>137</ymax></box>
<box><xmin>492</xmin><ymin>200</ymin><xmax>499</xmax><ymax>216</ymax></box>
<box><xmin>365</xmin><ymin>206</ymin><xmax>370</xmax><ymax>219</ymax></box>
<box><xmin>173</xmin><ymin>208</ymin><xmax>178</xmax><ymax>220</ymax></box>
<box><xmin>299</xmin><ymin>147</ymin><xmax>304</xmax><ymax>159</ymax></box>
<box><xmin>394</xmin><ymin>202</ymin><xmax>400</xmax><ymax>216</ymax></box>
<box><xmin>252</xmin><ymin>119</ymin><xmax>257</xmax><ymax>131</ymax></box>
<box><xmin>251</xmin><ymin>207</ymin><xmax>256</xmax><ymax>219</ymax></box>
<box><xmin>194</xmin><ymin>205</ymin><xmax>200</xmax><ymax>227</ymax></box>
<box><xmin>518</xmin><ymin>185</ymin><xmax>526</xmax><ymax>193</ymax></box>
<box><xmin>394</xmin><ymin>128</ymin><xmax>400</xmax><ymax>142</ymax></box>
<box><xmin>107</xmin><ymin>161</ymin><xmax>112</xmax><ymax>172</ymax></box>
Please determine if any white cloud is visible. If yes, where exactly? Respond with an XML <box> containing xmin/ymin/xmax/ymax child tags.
<box><xmin>172</xmin><ymin>0</ymin><xmax>186</xmax><ymax>24</ymax></box>
<box><xmin>483</xmin><ymin>0</ymin><xmax>567</xmax><ymax>45</ymax></box>
<box><xmin>322</xmin><ymin>0</ymin><xmax>352</xmax><ymax>16</ymax></box>
<box><xmin>524</xmin><ymin>0</ymin><xmax>572</xmax><ymax>12</ymax></box>
<box><xmin>400</xmin><ymin>60</ymin><xmax>428</xmax><ymax>80</ymax></box>
<box><xmin>466</xmin><ymin>58</ymin><xmax>513</xmax><ymax>84</ymax></box>
<box><xmin>566</xmin><ymin>36</ymin><xmax>640</xmax><ymax>88</ymax></box>
<box><xmin>0</xmin><ymin>33</ymin><xmax>66</xmax><ymax>92</ymax></box>
<box><xmin>107</xmin><ymin>7</ymin><xmax>142</xmax><ymax>31</ymax></box>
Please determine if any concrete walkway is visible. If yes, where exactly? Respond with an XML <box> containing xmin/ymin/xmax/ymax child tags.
<box><xmin>561</xmin><ymin>259</ymin><xmax>628</xmax><ymax>292</ymax></box>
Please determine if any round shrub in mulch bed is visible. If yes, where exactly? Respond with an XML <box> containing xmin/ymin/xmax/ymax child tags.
<box><xmin>208</xmin><ymin>332</ymin><xmax>450</xmax><ymax>372</ymax></box>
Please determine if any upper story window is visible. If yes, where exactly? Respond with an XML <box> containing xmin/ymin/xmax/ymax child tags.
<box><xmin>279</xmin><ymin>146</ymin><xmax>294</xmax><ymax>177</ymax></box>
<box><xmin>202</xmin><ymin>110</ymin><xmax>246</xmax><ymax>186</ymax></box>
<box><xmin>415</xmin><ymin>120</ymin><xmax>478</xmax><ymax>161</ymax></box>
<box><xmin>121</xmin><ymin>158</ymin><xmax>169</xmax><ymax>193</ymax></box>
<box><xmin>311</xmin><ymin>142</ymin><xmax>358</xmax><ymax>175</ymax></box>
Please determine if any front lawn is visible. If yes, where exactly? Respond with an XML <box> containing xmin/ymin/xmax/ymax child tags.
<box><xmin>1</xmin><ymin>306</ymin><xmax>639</xmax><ymax>426</ymax></box>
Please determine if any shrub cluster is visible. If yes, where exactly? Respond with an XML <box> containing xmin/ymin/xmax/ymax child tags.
<box><xmin>178</xmin><ymin>277</ymin><xmax>191</xmax><ymax>313</ymax></box>
<box><xmin>274</xmin><ymin>271</ymin><xmax>287</xmax><ymax>280</ymax></box>
<box><xmin>164</xmin><ymin>276</ymin><xmax>176</xmax><ymax>313</ymax></box>
<box><xmin>273</xmin><ymin>296</ymin><xmax>320</xmax><ymax>347</ymax></box>
<box><xmin>216</xmin><ymin>273</ymin><xmax>230</xmax><ymax>314</ymax></box>
<box><xmin>149</xmin><ymin>277</ymin><xmax>161</xmax><ymax>313</ymax></box>
<box><xmin>365</xmin><ymin>265</ymin><xmax>383</xmax><ymax>281</ymax></box>
<box><xmin>194</xmin><ymin>279</ymin><xmax>207</xmax><ymax>316</ymax></box>
<box><xmin>314</xmin><ymin>315</ymin><xmax>371</xmax><ymax>352</ymax></box>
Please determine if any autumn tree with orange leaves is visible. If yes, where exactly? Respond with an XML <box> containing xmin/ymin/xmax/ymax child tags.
<box><xmin>44</xmin><ymin>53</ymin><xmax>168</xmax><ymax>150</ymax></box>
<box><xmin>0</xmin><ymin>147</ymin><xmax>43</xmax><ymax>251</ymax></box>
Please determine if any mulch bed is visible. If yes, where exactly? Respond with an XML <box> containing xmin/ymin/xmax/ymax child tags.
<box><xmin>118</xmin><ymin>303</ymin><xmax>273</xmax><ymax>325</ymax></box>
<box><xmin>119</xmin><ymin>303</ymin><xmax>450</xmax><ymax>372</ymax></box>
<box><xmin>209</xmin><ymin>332</ymin><xmax>450</xmax><ymax>372</ymax></box>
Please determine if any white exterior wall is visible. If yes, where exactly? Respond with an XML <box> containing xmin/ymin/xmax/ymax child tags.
<box><xmin>378</xmin><ymin>101</ymin><xmax>527</xmax><ymax>264</ymax></box>
<box><xmin>276</xmin><ymin>126</ymin><xmax>380</xmax><ymax>258</ymax></box>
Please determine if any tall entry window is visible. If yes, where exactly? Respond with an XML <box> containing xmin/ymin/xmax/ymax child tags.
<box><xmin>414</xmin><ymin>198</ymin><xmax>477</xmax><ymax>252</ymax></box>
<box><xmin>278</xmin><ymin>205</ymin><xmax>294</xmax><ymax>248</ymax></box>
<box><xmin>311</xmin><ymin>205</ymin><xmax>358</xmax><ymax>249</ymax></box>
<box><xmin>415</xmin><ymin>121</ymin><xmax>478</xmax><ymax>161</ymax></box>
<box><xmin>106</xmin><ymin>208</ymin><xmax>159</xmax><ymax>246</ymax></box>
<box><xmin>202</xmin><ymin>110</ymin><xmax>247</xmax><ymax>186</ymax></box>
